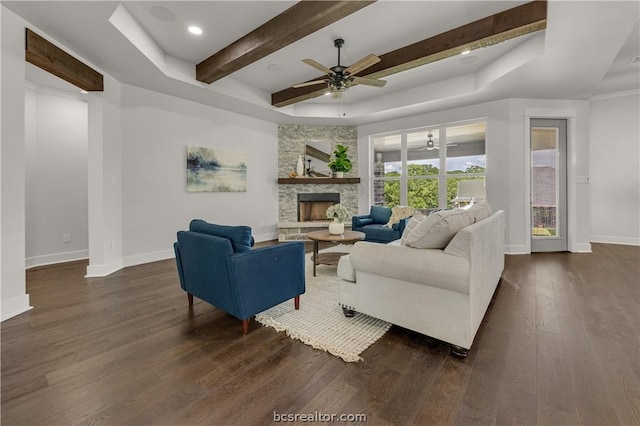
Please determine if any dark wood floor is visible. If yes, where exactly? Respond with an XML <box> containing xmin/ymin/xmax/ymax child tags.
<box><xmin>2</xmin><ymin>243</ymin><xmax>638</xmax><ymax>425</ymax></box>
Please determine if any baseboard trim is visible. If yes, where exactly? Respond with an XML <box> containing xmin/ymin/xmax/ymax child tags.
<box><xmin>123</xmin><ymin>249</ymin><xmax>175</xmax><ymax>268</ymax></box>
<box><xmin>121</xmin><ymin>234</ymin><xmax>279</xmax><ymax>268</ymax></box>
<box><xmin>570</xmin><ymin>243</ymin><xmax>592</xmax><ymax>253</ymax></box>
<box><xmin>65</xmin><ymin>234</ymin><xmax>282</xmax><ymax>275</ymax></box>
<box><xmin>254</xmin><ymin>232</ymin><xmax>278</xmax><ymax>243</ymax></box>
<box><xmin>85</xmin><ymin>260</ymin><xmax>124</xmax><ymax>277</ymax></box>
<box><xmin>590</xmin><ymin>235</ymin><xmax>640</xmax><ymax>246</ymax></box>
<box><xmin>1</xmin><ymin>294</ymin><xmax>32</xmax><ymax>322</ymax></box>
<box><xmin>26</xmin><ymin>250</ymin><xmax>89</xmax><ymax>269</ymax></box>
<box><xmin>505</xmin><ymin>245</ymin><xmax>527</xmax><ymax>255</ymax></box>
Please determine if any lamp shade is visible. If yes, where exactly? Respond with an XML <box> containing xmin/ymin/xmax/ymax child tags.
<box><xmin>457</xmin><ymin>180</ymin><xmax>486</xmax><ymax>199</ymax></box>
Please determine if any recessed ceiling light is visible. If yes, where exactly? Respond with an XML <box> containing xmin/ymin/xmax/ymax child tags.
<box><xmin>461</xmin><ymin>49</ymin><xmax>471</xmax><ymax>55</ymax></box>
<box><xmin>324</xmin><ymin>91</ymin><xmax>331</xmax><ymax>96</ymax></box>
<box><xmin>267</xmin><ymin>64</ymin><xmax>282</xmax><ymax>72</ymax></box>
<box><xmin>188</xmin><ymin>26</ymin><xmax>202</xmax><ymax>35</ymax></box>
<box><xmin>80</xmin><ymin>90</ymin><xmax>88</xmax><ymax>94</ymax></box>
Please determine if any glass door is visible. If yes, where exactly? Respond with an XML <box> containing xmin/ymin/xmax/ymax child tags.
<box><xmin>530</xmin><ymin>119</ymin><xmax>567</xmax><ymax>252</ymax></box>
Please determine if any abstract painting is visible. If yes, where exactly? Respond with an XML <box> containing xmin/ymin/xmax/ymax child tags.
<box><xmin>186</xmin><ymin>146</ymin><xmax>247</xmax><ymax>192</ymax></box>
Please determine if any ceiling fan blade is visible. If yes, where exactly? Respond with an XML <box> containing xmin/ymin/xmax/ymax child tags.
<box><xmin>302</xmin><ymin>59</ymin><xmax>334</xmax><ymax>75</ymax></box>
<box><xmin>345</xmin><ymin>54</ymin><xmax>380</xmax><ymax>76</ymax></box>
<box><xmin>352</xmin><ymin>76</ymin><xmax>387</xmax><ymax>87</ymax></box>
<box><xmin>292</xmin><ymin>79</ymin><xmax>327</xmax><ymax>88</ymax></box>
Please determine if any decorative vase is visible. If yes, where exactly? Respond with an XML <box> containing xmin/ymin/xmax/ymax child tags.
<box><xmin>296</xmin><ymin>155</ymin><xmax>305</xmax><ymax>177</ymax></box>
<box><xmin>329</xmin><ymin>219</ymin><xmax>344</xmax><ymax>235</ymax></box>
<box><xmin>336</xmin><ymin>171</ymin><xmax>344</xmax><ymax>178</ymax></box>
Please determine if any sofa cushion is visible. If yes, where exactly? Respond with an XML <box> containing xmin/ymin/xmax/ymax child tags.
<box><xmin>400</xmin><ymin>211</ymin><xmax>427</xmax><ymax>246</ymax></box>
<box><xmin>404</xmin><ymin>209</ymin><xmax>475</xmax><ymax>249</ymax></box>
<box><xmin>361</xmin><ymin>224</ymin><xmax>399</xmax><ymax>242</ymax></box>
<box><xmin>369</xmin><ymin>205</ymin><xmax>392</xmax><ymax>224</ymax></box>
<box><xmin>189</xmin><ymin>220</ymin><xmax>253</xmax><ymax>253</ymax></box>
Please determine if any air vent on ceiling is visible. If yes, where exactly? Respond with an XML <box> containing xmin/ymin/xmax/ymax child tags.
<box><xmin>628</xmin><ymin>56</ymin><xmax>640</xmax><ymax>65</ymax></box>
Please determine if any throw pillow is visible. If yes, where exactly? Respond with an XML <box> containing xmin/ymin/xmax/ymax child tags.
<box><xmin>385</xmin><ymin>205</ymin><xmax>416</xmax><ymax>228</ymax></box>
<box><xmin>404</xmin><ymin>208</ymin><xmax>475</xmax><ymax>249</ymax></box>
<box><xmin>400</xmin><ymin>211</ymin><xmax>427</xmax><ymax>246</ymax></box>
<box><xmin>189</xmin><ymin>220</ymin><xmax>253</xmax><ymax>253</ymax></box>
<box><xmin>469</xmin><ymin>200</ymin><xmax>492</xmax><ymax>222</ymax></box>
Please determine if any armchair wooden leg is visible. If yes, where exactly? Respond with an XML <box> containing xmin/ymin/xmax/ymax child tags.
<box><xmin>242</xmin><ymin>318</ymin><xmax>250</xmax><ymax>335</ymax></box>
<box><xmin>187</xmin><ymin>293</ymin><xmax>193</xmax><ymax>306</ymax></box>
<box><xmin>294</xmin><ymin>295</ymin><xmax>300</xmax><ymax>310</ymax></box>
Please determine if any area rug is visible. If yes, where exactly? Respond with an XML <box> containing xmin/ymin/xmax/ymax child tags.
<box><xmin>255</xmin><ymin>246</ymin><xmax>391</xmax><ymax>362</ymax></box>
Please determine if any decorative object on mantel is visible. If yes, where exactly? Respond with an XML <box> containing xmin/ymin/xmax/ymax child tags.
<box><xmin>326</xmin><ymin>203</ymin><xmax>349</xmax><ymax>234</ymax></box>
<box><xmin>328</xmin><ymin>144</ymin><xmax>352</xmax><ymax>178</ymax></box>
<box><xmin>296</xmin><ymin>155</ymin><xmax>305</xmax><ymax>177</ymax></box>
<box><xmin>289</xmin><ymin>171</ymin><xmax>298</xmax><ymax>178</ymax></box>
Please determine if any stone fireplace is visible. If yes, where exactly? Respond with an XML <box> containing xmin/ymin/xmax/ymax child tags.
<box><xmin>277</xmin><ymin>184</ymin><xmax>358</xmax><ymax>241</ymax></box>
<box><xmin>297</xmin><ymin>193</ymin><xmax>340</xmax><ymax>222</ymax></box>
<box><xmin>277</xmin><ymin>125</ymin><xmax>359</xmax><ymax>241</ymax></box>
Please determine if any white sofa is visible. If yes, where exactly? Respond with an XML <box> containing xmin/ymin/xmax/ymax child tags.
<box><xmin>337</xmin><ymin>208</ymin><xmax>505</xmax><ymax>355</ymax></box>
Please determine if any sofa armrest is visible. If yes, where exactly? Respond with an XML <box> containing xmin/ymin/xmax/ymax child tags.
<box><xmin>349</xmin><ymin>242</ymin><xmax>470</xmax><ymax>294</ymax></box>
<box><xmin>229</xmin><ymin>242</ymin><xmax>306</xmax><ymax>316</ymax></box>
<box><xmin>393</xmin><ymin>217</ymin><xmax>411</xmax><ymax>233</ymax></box>
<box><xmin>352</xmin><ymin>215</ymin><xmax>373</xmax><ymax>228</ymax></box>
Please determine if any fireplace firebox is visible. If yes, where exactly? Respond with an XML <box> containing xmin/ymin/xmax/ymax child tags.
<box><xmin>297</xmin><ymin>193</ymin><xmax>340</xmax><ymax>222</ymax></box>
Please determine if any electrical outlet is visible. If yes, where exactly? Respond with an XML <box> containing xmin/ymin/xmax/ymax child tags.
<box><xmin>63</xmin><ymin>234</ymin><xmax>71</xmax><ymax>243</ymax></box>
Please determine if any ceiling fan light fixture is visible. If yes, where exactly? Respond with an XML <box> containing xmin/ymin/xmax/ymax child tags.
<box><xmin>426</xmin><ymin>133</ymin><xmax>435</xmax><ymax>150</ymax></box>
<box><xmin>294</xmin><ymin>38</ymin><xmax>385</xmax><ymax>100</ymax></box>
<box><xmin>327</xmin><ymin>76</ymin><xmax>352</xmax><ymax>95</ymax></box>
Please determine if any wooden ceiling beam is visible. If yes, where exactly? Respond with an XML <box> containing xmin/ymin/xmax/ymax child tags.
<box><xmin>25</xmin><ymin>28</ymin><xmax>103</xmax><ymax>91</ymax></box>
<box><xmin>196</xmin><ymin>1</ymin><xmax>376</xmax><ymax>84</ymax></box>
<box><xmin>271</xmin><ymin>0</ymin><xmax>547</xmax><ymax>107</ymax></box>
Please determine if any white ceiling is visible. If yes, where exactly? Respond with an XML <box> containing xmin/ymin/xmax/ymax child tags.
<box><xmin>5</xmin><ymin>1</ymin><xmax>640</xmax><ymax>125</ymax></box>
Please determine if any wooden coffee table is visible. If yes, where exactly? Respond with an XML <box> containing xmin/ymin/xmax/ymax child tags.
<box><xmin>306</xmin><ymin>229</ymin><xmax>366</xmax><ymax>276</ymax></box>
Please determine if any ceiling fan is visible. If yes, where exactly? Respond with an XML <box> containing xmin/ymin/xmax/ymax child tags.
<box><xmin>292</xmin><ymin>38</ymin><xmax>387</xmax><ymax>99</ymax></box>
<box><xmin>418</xmin><ymin>133</ymin><xmax>458</xmax><ymax>151</ymax></box>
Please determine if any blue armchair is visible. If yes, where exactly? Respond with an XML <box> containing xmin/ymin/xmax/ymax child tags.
<box><xmin>174</xmin><ymin>220</ymin><xmax>305</xmax><ymax>335</ymax></box>
<box><xmin>352</xmin><ymin>206</ymin><xmax>410</xmax><ymax>243</ymax></box>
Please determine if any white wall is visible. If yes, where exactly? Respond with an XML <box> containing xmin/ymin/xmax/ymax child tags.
<box><xmin>120</xmin><ymin>84</ymin><xmax>279</xmax><ymax>267</ymax></box>
<box><xmin>357</xmin><ymin>97</ymin><xmax>592</xmax><ymax>254</ymax></box>
<box><xmin>589</xmin><ymin>92</ymin><xmax>640</xmax><ymax>245</ymax></box>
<box><xmin>25</xmin><ymin>87</ymin><xmax>88</xmax><ymax>268</ymax></box>
<box><xmin>1</xmin><ymin>6</ymin><xmax>31</xmax><ymax>320</ymax></box>
<box><xmin>85</xmin><ymin>75</ymin><xmax>125</xmax><ymax>277</ymax></box>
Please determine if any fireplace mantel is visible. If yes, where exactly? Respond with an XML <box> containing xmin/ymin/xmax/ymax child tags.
<box><xmin>277</xmin><ymin>177</ymin><xmax>360</xmax><ymax>184</ymax></box>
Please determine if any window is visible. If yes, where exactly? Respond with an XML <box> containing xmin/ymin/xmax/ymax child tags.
<box><xmin>372</xmin><ymin>121</ymin><xmax>486</xmax><ymax>210</ymax></box>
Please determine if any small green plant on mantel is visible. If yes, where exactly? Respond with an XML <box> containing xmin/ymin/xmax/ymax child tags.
<box><xmin>327</xmin><ymin>144</ymin><xmax>353</xmax><ymax>176</ymax></box>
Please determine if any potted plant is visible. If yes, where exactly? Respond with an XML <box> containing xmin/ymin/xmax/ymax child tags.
<box><xmin>326</xmin><ymin>203</ymin><xmax>349</xmax><ymax>234</ymax></box>
<box><xmin>327</xmin><ymin>144</ymin><xmax>352</xmax><ymax>178</ymax></box>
